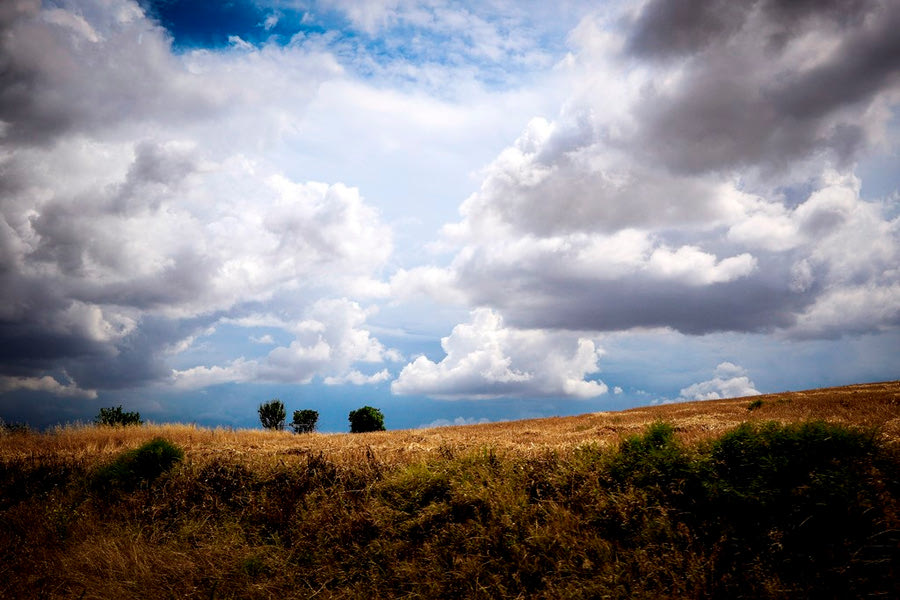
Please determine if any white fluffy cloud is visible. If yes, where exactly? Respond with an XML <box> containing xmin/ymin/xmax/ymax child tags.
<box><xmin>1</xmin><ymin>0</ymin><xmax>898</xmax><ymax>425</ymax></box>
<box><xmin>172</xmin><ymin>299</ymin><xmax>398</xmax><ymax>389</ymax></box>
<box><xmin>324</xmin><ymin>369</ymin><xmax>392</xmax><ymax>386</ymax></box>
<box><xmin>0</xmin><ymin>374</ymin><xmax>97</xmax><ymax>399</ymax></box>
<box><xmin>382</xmin><ymin>0</ymin><xmax>899</xmax><ymax>405</ymax></box>
<box><xmin>409</xmin><ymin>1</ymin><xmax>900</xmax><ymax>339</ymax></box>
<box><xmin>679</xmin><ymin>362</ymin><xmax>762</xmax><ymax>401</ymax></box>
<box><xmin>392</xmin><ymin>308</ymin><xmax>607</xmax><ymax>399</ymax></box>
<box><xmin>0</xmin><ymin>0</ymin><xmax>399</xmax><ymax>393</ymax></box>
<box><xmin>421</xmin><ymin>416</ymin><xmax>492</xmax><ymax>428</ymax></box>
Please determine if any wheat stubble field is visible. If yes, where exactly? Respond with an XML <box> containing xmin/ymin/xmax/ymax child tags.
<box><xmin>6</xmin><ymin>380</ymin><xmax>898</xmax><ymax>464</ymax></box>
<box><xmin>2</xmin><ymin>381</ymin><xmax>899</xmax><ymax>599</ymax></box>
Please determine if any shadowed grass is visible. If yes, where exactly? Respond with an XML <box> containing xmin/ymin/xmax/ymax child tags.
<box><xmin>1</xmin><ymin>382</ymin><xmax>899</xmax><ymax>598</ymax></box>
<box><xmin>92</xmin><ymin>437</ymin><xmax>184</xmax><ymax>493</ymax></box>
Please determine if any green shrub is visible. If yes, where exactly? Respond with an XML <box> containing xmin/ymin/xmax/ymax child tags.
<box><xmin>349</xmin><ymin>406</ymin><xmax>386</xmax><ymax>433</ymax></box>
<box><xmin>290</xmin><ymin>409</ymin><xmax>319</xmax><ymax>434</ymax></box>
<box><xmin>707</xmin><ymin>420</ymin><xmax>877</xmax><ymax>506</ymax></box>
<box><xmin>94</xmin><ymin>405</ymin><xmax>143</xmax><ymax>426</ymax></box>
<box><xmin>92</xmin><ymin>437</ymin><xmax>184</xmax><ymax>493</ymax></box>
<box><xmin>608</xmin><ymin>421</ymin><xmax>695</xmax><ymax>491</ymax></box>
<box><xmin>258</xmin><ymin>399</ymin><xmax>286</xmax><ymax>431</ymax></box>
<box><xmin>746</xmin><ymin>398</ymin><xmax>764</xmax><ymax>411</ymax></box>
<box><xmin>698</xmin><ymin>421</ymin><xmax>885</xmax><ymax>595</ymax></box>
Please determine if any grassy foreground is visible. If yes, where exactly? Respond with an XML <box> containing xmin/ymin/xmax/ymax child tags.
<box><xmin>1</xmin><ymin>381</ymin><xmax>898</xmax><ymax>598</ymax></box>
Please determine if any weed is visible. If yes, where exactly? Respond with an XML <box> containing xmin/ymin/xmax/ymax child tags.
<box><xmin>747</xmin><ymin>398</ymin><xmax>764</xmax><ymax>411</ymax></box>
<box><xmin>698</xmin><ymin>421</ymin><xmax>888</xmax><ymax>595</ymax></box>
<box><xmin>0</xmin><ymin>418</ymin><xmax>31</xmax><ymax>434</ymax></box>
<box><xmin>92</xmin><ymin>437</ymin><xmax>184</xmax><ymax>493</ymax></box>
<box><xmin>608</xmin><ymin>421</ymin><xmax>696</xmax><ymax>493</ymax></box>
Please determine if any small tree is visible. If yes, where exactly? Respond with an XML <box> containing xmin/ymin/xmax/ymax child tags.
<box><xmin>348</xmin><ymin>405</ymin><xmax>385</xmax><ymax>433</ymax></box>
<box><xmin>258</xmin><ymin>399</ymin><xmax>286</xmax><ymax>431</ymax></box>
<box><xmin>290</xmin><ymin>409</ymin><xmax>319</xmax><ymax>434</ymax></box>
<box><xmin>95</xmin><ymin>405</ymin><xmax>143</xmax><ymax>426</ymax></box>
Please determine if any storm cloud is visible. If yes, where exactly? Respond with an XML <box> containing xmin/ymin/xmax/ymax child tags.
<box><xmin>627</xmin><ymin>0</ymin><xmax>900</xmax><ymax>173</ymax></box>
<box><xmin>0</xmin><ymin>0</ymin><xmax>394</xmax><ymax>401</ymax></box>
<box><xmin>0</xmin><ymin>0</ymin><xmax>897</xmax><ymax>419</ymax></box>
<box><xmin>407</xmin><ymin>0</ymin><xmax>900</xmax><ymax>343</ymax></box>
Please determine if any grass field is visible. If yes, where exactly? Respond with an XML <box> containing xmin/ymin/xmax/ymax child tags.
<box><xmin>1</xmin><ymin>381</ymin><xmax>898</xmax><ymax>598</ymax></box>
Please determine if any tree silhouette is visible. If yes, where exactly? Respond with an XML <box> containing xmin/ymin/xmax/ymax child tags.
<box><xmin>258</xmin><ymin>399</ymin><xmax>286</xmax><ymax>431</ymax></box>
<box><xmin>348</xmin><ymin>406</ymin><xmax>385</xmax><ymax>433</ymax></box>
<box><xmin>95</xmin><ymin>405</ymin><xmax>143</xmax><ymax>426</ymax></box>
<box><xmin>290</xmin><ymin>409</ymin><xmax>319</xmax><ymax>434</ymax></box>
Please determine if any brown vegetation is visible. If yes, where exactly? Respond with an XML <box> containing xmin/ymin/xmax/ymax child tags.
<box><xmin>4</xmin><ymin>380</ymin><xmax>897</xmax><ymax>466</ymax></box>
<box><xmin>1</xmin><ymin>381</ymin><xmax>898</xmax><ymax>599</ymax></box>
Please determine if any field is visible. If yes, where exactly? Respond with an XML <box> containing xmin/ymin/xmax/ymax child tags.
<box><xmin>1</xmin><ymin>381</ymin><xmax>899</xmax><ymax>598</ymax></box>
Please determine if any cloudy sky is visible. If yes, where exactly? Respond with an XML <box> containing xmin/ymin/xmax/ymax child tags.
<box><xmin>1</xmin><ymin>0</ymin><xmax>898</xmax><ymax>432</ymax></box>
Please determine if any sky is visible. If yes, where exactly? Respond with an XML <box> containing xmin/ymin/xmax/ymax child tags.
<box><xmin>1</xmin><ymin>0</ymin><xmax>898</xmax><ymax>432</ymax></box>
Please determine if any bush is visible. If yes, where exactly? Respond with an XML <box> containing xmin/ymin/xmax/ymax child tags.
<box><xmin>94</xmin><ymin>405</ymin><xmax>143</xmax><ymax>426</ymax></box>
<box><xmin>609</xmin><ymin>421</ymin><xmax>695</xmax><ymax>490</ymax></box>
<box><xmin>290</xmin><ymin>409</ymin><xmax>319</xmax><ymax>434</ymax></box>
<box><xmin>92</xmin><ymin>437</ymin><xmax>184</xmax><ymax>492</ymax></box>
<box><xmin>699</xmin><ymin>421</ymin><xmax>885</xmax><ymax>595</ymax></box>
<box><xmin>746</xmin><ymin>398</ymin><xmax>764</xmax><ymax>411</ymax></box>
<box><xmin>0</xmin><ymin>418</ymin><xmax>30</xmax><ymax>434</ymax></box>
<box><xmin>705</xmin><ymin>420</ymin><xmax>879</xmax><ymax>522</ymax></box>
<box><xmin>348</xmin><ymin>406</ymin><xmax>385</xmax><ymax>433</ymax></box>
<box><xmin>258</xmin><ymin>399</ymin><xmax>286</xmax><ymax>431</ymax></box>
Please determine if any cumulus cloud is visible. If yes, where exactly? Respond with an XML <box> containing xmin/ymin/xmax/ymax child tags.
<box><xmin>0</xmin><ymin>0</ymin><xmax>221</xmax><ymax>146</ymax></box>
<box><xmin>421</xmin><ymin>416</ymin><xmax>492</xmax><ymax>428</ymax></box>
<box><xmin>419</xmin><ymin>0</ymin><xmax>900</xmax><ymax>339</ymax></box>
<box><xmin>0</xmin><ymin>0</ymin><xmax>392</xmax><ymax>395</ymax></box>
<box><xmin>392</xmin><ymin>308</ymin><xmax>607</xmax><ymax>399</ymax></box>
<box><xmin>679</xmin><ymin>362</ymin><xmax>762</xmax><ymax>401</ymax></box>
<box><xmin>0</xmin><ymin>374</ymin><xmax>97</xmax><ymax>399</ymax></box>
<box><xmin>172</xmin><ymin>299</ymin><xmax>398</xmax><ymax>389</ymax></box>
<box><xmin>625</xmin><ymin>0</ymin><xmax>900</xmax><ymax>174</ymax></box>
<box><xmin>324</xmin><ymin>369</ymin><xmax>391</xmax><ymax>386</ymax></box>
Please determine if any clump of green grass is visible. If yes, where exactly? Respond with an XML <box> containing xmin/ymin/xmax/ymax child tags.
<box><xmin>747</xmin><ymin>398</ymin><xmax>765</xmax><ymax>411</ymax></box>
<box><xmin>608</xmin><ymin>421</ymin><xmax>695</xmax><ymax>489</ymax></box>
<box><xmin>698</xmin><ymin>421</ymin><xmax>888</xmax><ymax>595</ymax></box>
<box><xmin>92</xmin><ymin>437</ymin><xmax>184</xmax><ymax>493</ymax></box>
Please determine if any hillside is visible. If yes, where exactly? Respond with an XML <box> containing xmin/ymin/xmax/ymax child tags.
<box><xmin>4</xmin><ymin>380</ymin><xmax>898</xmax><ymax>464</ymax></box>
<box><xmin>2</xmin><ymin>381</ymin><xmax>899</xmax><ymax>599</ymax></box>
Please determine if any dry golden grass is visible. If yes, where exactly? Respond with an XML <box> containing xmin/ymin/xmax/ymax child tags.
<box><xmin>3</xmin><ymin>380</ymin><xmax>897</xmax><ymax>468</ymax></box>
<box><xmin>3</xmin><ymin>381</ymin><xmax>898</xmax><ymax>599</ymax></box>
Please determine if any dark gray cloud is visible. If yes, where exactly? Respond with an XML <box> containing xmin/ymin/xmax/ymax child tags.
<box><xmin>454</xmin><ymin>249</ymin><xmax>808</xmax><ymax>334</ymax></box>
<box><xmin>627</xmin><ymin>0</ymin><xmax>877</xmax><ymax>59</ymax></box>
<box><xmin>769</xmin><ymin>10</ymin><xmax>900</xmax><ymax>120</ymax></box>
<box><xmin>66</xmin><ymin>314</ymin><xmax>217</xmax><ymax>390</ymax></box>
<box><xmin>625</xmin><ymin>0</ymin><xmax>749</xmax><ymax>58</ymax></box>
<box><xmin>0</xmin><ymin>0</ymin><xmax>394</xmax><ymax>402</ymax></box>
<box><xmin>462</xmin><ymin>128</ymin><xmax>727</xmax><ymax>236</ymax></box>
<box><xmin>0</xmin><ymin>0</ymin><xmax>220</xmax><ymax>147</ymax></box>
<box><xmin>417</xmin><ymin>0</ymin><xmax>900</xmax><ymax>347</ymax></box>
<box><xmin>628</xmin><ymin>0</ymin><xmax>900</xmax><ymax>174</ymax></box>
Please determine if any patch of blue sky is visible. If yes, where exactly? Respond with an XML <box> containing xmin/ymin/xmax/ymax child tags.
<box><xmin>165</xmin><ymin>322</ymin><xmax>288</xmax><ymax>370</ymax></box>
<box><xmin>139</xmin><ymin>0</ymin><xmax>560</xmax><ymax>93</ymax></box>
<box><xmin>138</xmin><ymin>0</ymin><xmax>326</xmax><ymax>49</ymax></box>
<box><xmin>356</xmin><ymin>31</ymin><xmax>543</xmax><ymax>92</ymax></box>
